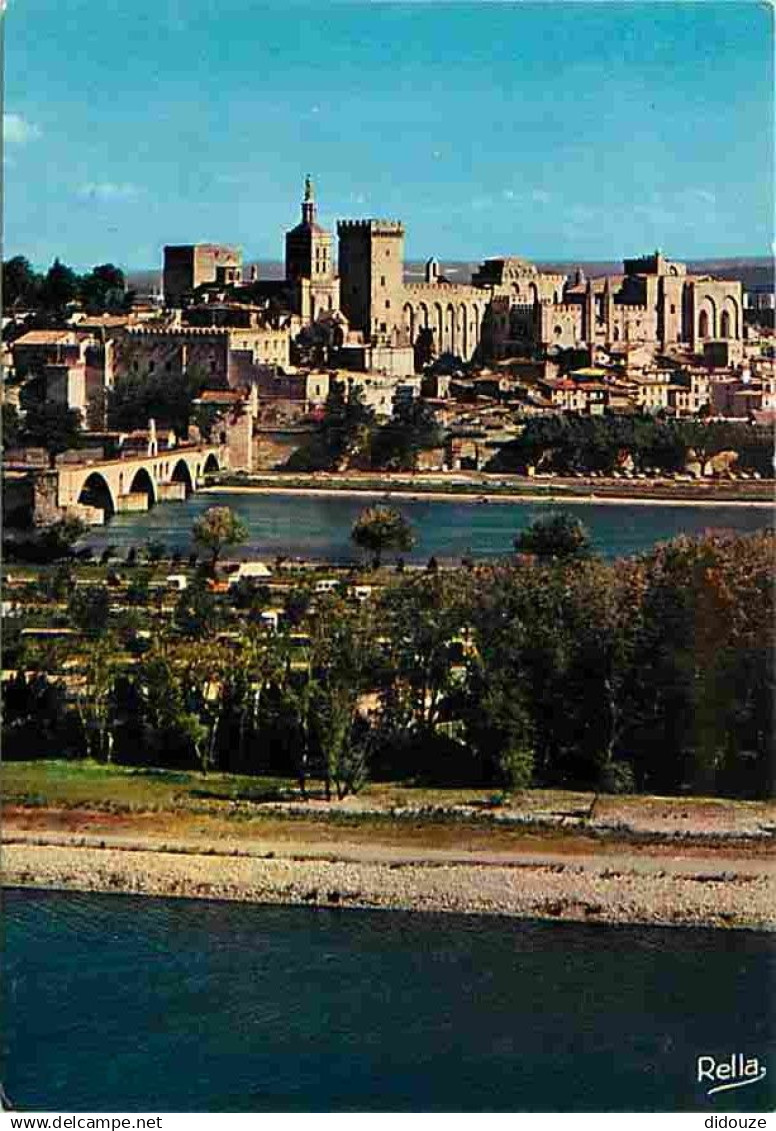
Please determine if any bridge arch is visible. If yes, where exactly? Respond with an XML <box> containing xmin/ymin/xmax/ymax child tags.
<box><xmin>128</xmin><ymin>467</ymin><xmax>157</xmax><ymax>507</ymax></box>
<box><xmin>171</xmin><ymin>458</ymin><xmax>195</xmax><ymax>496</ymax></box>
<box><xmin>78</xmin><ymin>472</ymin><xmax>116</xmax><ymax>517</ymax></box>
<box><xmin>203</xmin><ymin>452</ymin><xmax>220</xmax><ymax>475</ymax></box>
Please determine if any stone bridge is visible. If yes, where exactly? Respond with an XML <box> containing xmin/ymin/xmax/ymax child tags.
<box><xmin>56</xmin><ymin>443</ymin><xmax>227</xmax><ymax>524</ymax></box>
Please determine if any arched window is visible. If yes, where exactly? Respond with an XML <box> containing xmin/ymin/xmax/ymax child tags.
<box><xmin>698</xmin><ymin>310</ymin><xmax>709</xmax><ymax>339</ymax></box>
<box><xmin>720</xmin><ymin>310</ymin><xmax>730</xmax><ymax>339</ymax></box>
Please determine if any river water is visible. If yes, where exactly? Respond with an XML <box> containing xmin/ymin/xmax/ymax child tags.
<box><xmin>81</xmin><ymin>489</ymin><xmax>773</xmax><ymax>562</ymax></box>
<box><xmin>3</xmin><ymin>889</ymin><xmax>773</xmax><ymax>1112</ymax></box>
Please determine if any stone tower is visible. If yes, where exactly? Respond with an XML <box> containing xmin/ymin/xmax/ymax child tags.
<box><xmin>336</xmin><ymin>219</ymin><xmax>405</xmax><ymax>342</ymax></box>
<box><xmin>284</xmin><ymin>176</ymin><xmax>339</xmax><ymax>323</ymax></box>
<box><xmin>285</xmin><ymin>175</ymin><xmax>334</xmax><ymax>285</ymax></box>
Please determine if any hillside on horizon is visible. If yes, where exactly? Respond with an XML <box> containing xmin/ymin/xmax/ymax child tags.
<box><xmin>128</xmin><ymin>256</ymin><xmax>773</xmax><ymax>295</ymax></box>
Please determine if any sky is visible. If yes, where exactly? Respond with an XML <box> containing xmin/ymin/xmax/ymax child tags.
<box><xmin>3</xmin><ymin>0</ymin><xmax>774</xmax><ymax>271</ymax></box>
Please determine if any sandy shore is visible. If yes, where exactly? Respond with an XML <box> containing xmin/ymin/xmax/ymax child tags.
<box><xmin>5</xmin><ymin>832</ymin><xmax>774</xmax><ymax>930</ymax></box>
<box><xmin>205</xmin><ymin>484</ymin><xmax>773</xmax><ymax>509</ymax></box>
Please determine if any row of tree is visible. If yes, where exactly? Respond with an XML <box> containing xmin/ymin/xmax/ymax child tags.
<box><xmin>3</xmin><ymin>256</ymin><xmax>130</xmax><ymax>316</ymax></box>
<box><xmin>491</xmin><ymin>415</ymin><xmax>774</xmax><ymax>476</ymax></box>
<box><xmin>288</xmin><ymin>383</ymin><xmax>442</xmax><ymax>472</ymax></box>
<box><xmin>4</xmin><ymin>522</ymin><xmax>772</xmax><ymax>799</ymax></box>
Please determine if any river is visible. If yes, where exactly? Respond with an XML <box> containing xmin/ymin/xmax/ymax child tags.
<box><xmin>81</xmin><ymin>489</ymin><xmax>773</xmax><ymax>562</ymax></box>
<box><xmin>2</xmin><ymin>889</ymin><xmax>773</xmax><ymax>1112</ymax></box>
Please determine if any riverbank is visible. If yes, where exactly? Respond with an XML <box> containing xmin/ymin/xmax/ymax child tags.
<box><xmin>208</xmin><ymin>473</ymin><xmax>774</xmax><ymax>508</ymax></box>
<box><xmin>5</xmin><ymin>765</ymin><xmax>772</xmax><ymax>929</ymax></box>
<box><xmin>4</xmin><ymin>830</ymin><xmax>773</xmax><ymax>929</ymax></box>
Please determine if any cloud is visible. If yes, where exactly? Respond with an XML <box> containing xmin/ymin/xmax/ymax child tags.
<box><xmin>4</xmin><ymin>113</ymin><xmax>40</xmax><ymax>145</ymax></box>
<box><xmin>531</xmin><ymin>189</ymin><xmax>552</xmax><ymax>205</ymax></box>
<box><xmin>77</xmin><ymin>182</ymin><xmax>143</xmax><ymax>202</ymax></box>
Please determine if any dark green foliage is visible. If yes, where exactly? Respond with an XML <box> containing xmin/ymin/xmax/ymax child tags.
<box><xmin>20</xmin><ymin>402</ymin><xmax>82</xmax><ymax>454</ymax></box>
<box><xmin>2</xmin><ymin>403</ymin><xmax>22</xmax><ymax>450</ymax></box>
<box><xmin>514</xmin><ymin>512</ymin><xmax>593</xmax><ymax>561</ymax></box>
<box><xmin>370</xmin><ymin>398</ymin><xmax>442</xmax><ymax>470</ymax></box>
<box><xmin>79</xmin><ymin>264</ymin><xmax>126</xmax><ymax>313</ymax></box>
<box><xmin>108</xmin><ymin>368</ymin><xmax>204</xmax><ymax>437</ymax></box>
<box><xmin>3</xmin><ymin>529</ymin><xmax>772</xmax><ymax>799</ymax></box>
<box><xmin>67</xmin><ymin>585</ymin><xmax>111</xmax><ymax>637</ymax></box>
<box><xmin>491</xmin><ymin>414</ymin><xmax>772</xmax><ymax>476</ymax></box>
<box><xmin>288</xmin><ymin>382</ymin><xmax>375</xmax><ymax>471</ymax></box>
<box><xmin>3</xmin><ymin>256</ymin><xmax>42</xmax><ymax>309</ymax></box>
<box><xmin>351</xmin><ymin>506</ymin><xmax>415</xmax><ymax>568</ymax></box>
<box><xmin>39</xmin><ymin>259</ymin><xmax>80</xmax><ymax>313</ymax></box>
<box><xmin>3</xmin><ymin>516</ymin><xmax>86</xmax><ymax>563</ymax></box>
<box><xmin>173</xmin><ymin>578</ymin><xmax>220</xmax><ymax>639</ymax></box>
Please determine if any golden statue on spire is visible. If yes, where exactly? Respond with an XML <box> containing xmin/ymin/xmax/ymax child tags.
<box><xmin>304</xmin><ymin>174</ymin><xmax>314</xmax><ymax>202</ymax></box>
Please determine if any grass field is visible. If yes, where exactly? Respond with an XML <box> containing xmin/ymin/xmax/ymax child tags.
<box><xmin>3</xmin><ymin>761</ymin><xmax>773</xmax><ymax>855</ymax></box>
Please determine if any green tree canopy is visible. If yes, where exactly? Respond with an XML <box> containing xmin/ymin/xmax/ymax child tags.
<box><xmin>80</xmin><ymin>263</ymin><xmax>126</xmax><ymax>312</ymax></box>
<box><xmin>351</xmin><ymin>505</ymin><xmax>415</xmax><ymax>568</ymax></box>
<box><xmin>39</xmin><ymin>258</ymin><xmax>80</xmax><ymax>313</ymax></box>
<box><xmin>108</xmin><ymin>367</ymin><xmax>204</xmax><ymax>437</ymax></box>
<box><xmin>21</xmin><ymin>402</ymin><xmax>82</xmax><ymax>454</ymax></box>
<box><xmin>3</xmin><ymin>256</ymin><xmax>42</xmax><ymax>309</ymax></box>
<box><xmin>371</xmin><ymin>398</ymin><xmax>443</xmax><ymax>470</ymax></box>
<box><xmin>514</xmin><ymin>512</ymin><xmax>593</xmax><ymax>562</ymax></box>
<box><xmin>192</xmin><ymin>506</ymin><xmax>248</xmax><ymax>573</ymax></box>
<box><xmin>67</xmin><ymin>584</ymin><xmax>111</xmax><ymax>637</ymax></box>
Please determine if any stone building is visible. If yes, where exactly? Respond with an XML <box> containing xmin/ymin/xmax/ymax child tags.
<box><xmin>162</xmin><ymin>244</ymin><xmax>243</xmax><ymax>306</ymax></box>
<box><xmin>11</xmin><ymin>328</ymin><xmax>115</xmax><ymax>427</ymax></box>
<box><xmin>336</xmin><ymin>219</ymin><xmax>493</xmax><ymax>363</ymax></box>
<box><xmin>509</xmin><ymin>252</ymin><xmax>744</xmax><ymax>357</ymax></box>
<box><xmin>115</xmin><ymin>324</ymin><xmax>290</xmax><ymax>388</ymax></box>
<box><xmin>284</xmin><ymin>176</ymin><xmax>340</xmax><ymax>322</ymax></box>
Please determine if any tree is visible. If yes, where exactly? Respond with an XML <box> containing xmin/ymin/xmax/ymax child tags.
<box><xmin>3</xmin><ymin>256</ymin><xmax>41</xmax><ymax>309</ymax></box>
<box><xmin>68</xmin><ymin>585</ymin><xmax>111</xmax><ymax>636</ymax></box>
<box><xmin>192</xmin><ymin>506</ymin><xmax>248</xmax><ymax>574</ymax></box>
<box><xmin>371</xmin><ymin>399</ymin><xmax>443</xmax><ymax>470</ymax></box>
<box><xmin>515</xmin><ymin>512</ymin><xmax>593</xmax><ymax>562</ymax></box>
<box><xmin>74</xmin><ymin>638</ymin><xmax>118</xmax><ymax>762</ymax></box>
<box><xmin>173</xmin><ymin>577</ymin><xmax>220</xmax><ymax>639</ymax></box>
<box><xmin>39</xmin><ymin>258</ymin><xmax>79</xmax><ymax>313</ymax></box>
<box><xmin>79</xmin><ymin>263</ymin><xmax>126</xmax><ymax>312</ymax></box>
<box><xmin>2</xmin><ymin>404</ymin><xmax>22</xmax><ymax>450</ymax></box>
<box><xmin>108</xmin><ymin>366</ymin><xmax>205</xmax><ymax>437</ymax></box>
<box><xmin>289</xmin><ymin>381</ymin><xmax>375</xmax><ymax>471</ymax></box>
<box><xmin>21</xmin><ymin>402</ymin><xmax>82</xmax><ymax>454</ymax></box>
<box><xmin>351</xmin><ymin>506</ymin><xmax>415</xmax><ymax>568</ymax></box>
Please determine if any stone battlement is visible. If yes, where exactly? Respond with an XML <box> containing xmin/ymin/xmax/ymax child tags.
<box><xmin>337</xmin><ymin>219</ymin><xmax>404</xmax><ymax>235</ymax></box>
<box><xmin>125</xmin><ymin>326</ymin><xmax>281</xmax><ymax>338</ymax></box>
<box><xmin>402</xmin><ymin>281</ymin><xmax>484</xmax><ymax>299</ymax></box>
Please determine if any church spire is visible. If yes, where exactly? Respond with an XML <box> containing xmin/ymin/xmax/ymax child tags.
<box><xmin>302</xmin><ymin>174</ymin><xmax>316</xmax><ymax>225</ymax></box>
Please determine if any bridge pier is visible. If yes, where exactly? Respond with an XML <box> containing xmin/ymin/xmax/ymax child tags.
<box><xmin>116</xmin><ymin>492</ymin><xmax>150</xmax><ymax>514</ymax></box>
<box><xmin>156</xmin><ymin>481</ymin><xmax>187</xmax><ymax>502</ymax></box>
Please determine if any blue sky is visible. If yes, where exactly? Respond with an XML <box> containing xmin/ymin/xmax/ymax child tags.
<box><xmin>4</xmin><ymin>0</ymin><xmax>773</xmax><ymax>270</ymax></box>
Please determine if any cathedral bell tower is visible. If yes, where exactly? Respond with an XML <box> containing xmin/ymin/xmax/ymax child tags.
<box><xmin>285</xmin><ymin>174</ymin><xmax>333</xmax><ymax>284</ymax></box>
